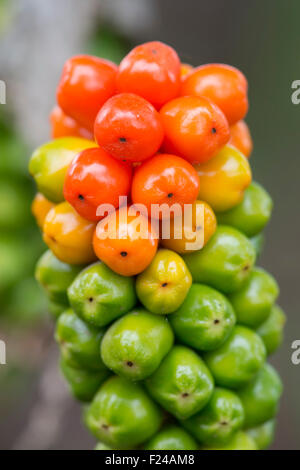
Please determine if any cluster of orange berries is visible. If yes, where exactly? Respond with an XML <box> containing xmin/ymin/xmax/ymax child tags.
<box><xmin>32</xmin><ymin>41</ymin><xmax>253</xmax><ymax>277</ymax></box>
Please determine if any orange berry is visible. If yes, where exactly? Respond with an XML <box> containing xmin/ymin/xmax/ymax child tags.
<box><xmin>160</xmin><ymin>96</ymin><xmax>230</xmax><ymax>164</ymax></box>
<box><xmin>117</xmin><ymin>41</ymin><xmax>181</xmax><ymax>109</ymax></box>
<box><xmin>94</xmin><ymin>93</ymin><xmax>164</xmax><ymax>162</ymax></box>
<box><xmin>57</xmin><ymin>55</ymin><xmax>117</xmax><ymax>131</ymax></box>
<box><xmin>229</xmin><ymin>120</ymin><xmax>253</xmax><ymax>158</ymax></box>
<box><xmin>181</xmin><ymin>63</ymin><xmax>248</xmax><ymax>125</ymax></box>
<box><xmin>93</xmin><ymin>206</ymin><xmax>158</xmax><ymax>276</ymax></box>
<box><xmin>131</xmin><ymin>153</ymin><xmax>200</xmax><ymax>219</ymax></box>
<box><xmin>50</xmin><ymin>106</ymin><xmax>93</xmax><ymax>140</ymax></box>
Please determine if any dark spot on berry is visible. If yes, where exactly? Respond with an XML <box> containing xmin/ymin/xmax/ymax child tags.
<box><xmin>127</xmin><ymin>361</ymin><xmax>134</xmax><ymax>367</ymax></box>
<box><xmin>78</xmin><ymin>194</ymin><xmax>84</xmax><ymax>201</ymax></box>
<box><xmin>120</xmin><ymin>251</ymin><xmax>128</xmax><ymax>257</ymax></box>
<box><xmin>161</xmin><ymin>282</ymin><xmax>168</xmax><ymax>287</ymax></box>
<box><xmin>102</xmin><ymin>424</ymin><xmax>109</xmax><ymax>430</ymax></box>
<box><xmin>243</xmin><ymin>264</ymin><xmax>250</xmax><ymax>272</ymax></box>
<box><xmin>214</xmin><ymin>319</ymin><xmax>220</xmax><ymax>325</ymax></box>
<box><xmin>119</xmin><ymin>137</ymin><xmax>127</xmax><ymax>143</ymax></box>
<box><xmin>181</xmin><ymin>393</ymin><xmax>189</xmax><ymax>398</ymax></box>
<box><xmin>88</xmin><ymin>297</ymin><xmax>93</xmax><ymax>303</ymax></box>
<box><xmin>167</xmin><ymin>193</ymin><xmax>173</xmax><ymax>198</ymax></box>
<box><xmin>220</xmin><ymin>421</ymin><xmax>228</xmax><ymax>426</ymax></box>
<box><xmin>211</xmin><ymin>127</ymin><xmax>217</xmax><ymax>134</ymax></box>
<box><xmin>152</xmin><ymin>49</ymin><xmax>157</xmax><ymax>54</ymax></box>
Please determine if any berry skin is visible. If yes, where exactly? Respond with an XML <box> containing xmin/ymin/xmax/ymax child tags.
<box><xmin>64</xmin><ymin>147</ymin><xmax>132</xmax><ymax>222</ymax></box>
<box><xmin>181</xmin><ymin>63</ymin><xmax>248</xmax><ymax>125</ymax></box>
<box><xmin>117</xmin><ymin>41</ymin><xmax>181</xmax><ymax>109</ymax></box>
<box><xmin>131</xmin><ymin>153</ymin><xmax>200</xmax><ymax>219</ymax></box>
<box><xmin>50</xmin><ymin>106</ymin><xmax>93</xmax><ymax>140</ymax></box>
<box><xmin>57</xmin><ymin>55</ymin><xmax>117</xmax><ymax>131</ymax></box>
<box><xmin>94</xmin><ymin>93</ymin><xmax>164</xmax><ymax>162</ymax></box>
<box><xmin>93</xmin><ymin>206</ymin><xmax>158</xmax><ymax>277</ymax></box>
<box><xmin>229</xmin><ymin>120</ymin><xmax>253</xmax><ymax>158</ymax></box>
<box><xmin>160</xmin><ymin>96</ymin><xmax>230</xmax><ymax>164</ymax></box>
<box><xmin>43</xmin><ymin>201</ymin><xmax>97</xmax><ymax>265</ymax></box>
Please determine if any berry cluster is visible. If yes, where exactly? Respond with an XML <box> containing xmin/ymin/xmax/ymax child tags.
<box><xmin>30</xmin><ymin>41</ymin><xmax>285</xmax><ymax>450</ymax></box>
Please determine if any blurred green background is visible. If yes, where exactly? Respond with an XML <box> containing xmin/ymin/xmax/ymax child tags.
<box><xmin>0</xmin><ymin>0</ymin><xmax>299</xmax><ymax>450</ymax></box>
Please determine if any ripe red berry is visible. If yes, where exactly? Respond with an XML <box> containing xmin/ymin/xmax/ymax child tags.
<box><xmin>64</xmin><ymin>147</ymin><xmax>132</xmax><ymax>222</ymax></box>
<box><xmin>94</xmin><ymin>93</ymin><xmax>164</xmax><ymax>162</ymax></box>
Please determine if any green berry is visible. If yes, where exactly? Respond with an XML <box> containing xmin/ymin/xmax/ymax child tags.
<box><xmin>101</xmin><ymin>308</ymin><xmax>174</xmax><ymax>381</ymax></box>
<box><xmin>204</xmin><ymin>326</ymin><xmax>266</xmax><ymax>389</ymax></box>
<box><xmin>237</xmin><ymin>363</ymin><xmax>283</xmax><ymax>428</ymax></box>
<box><xmin>169</xmin><ymin>284</ymin><xmax>236</xmax><ymax>351</ymax></box>
<box><xmin>146</xmin><ymin>345</ymin><xmax>214</xmax><ymax>419</ymax></box>
<box><xmin>144</xmin><ymin>426</ymin><xmax>198</xmax><ymax>450</ymax></box>
<box><xmin>183</xmin><ymin>226</ymin><xmax>256</xmax><ymax>294</ymax></box>
<box><xmin>217</xmin><ymin>182</ymin><xmax>273</xmax><ymax>237</ymax></box>
<box><xmin>228</xmin><ymin>267</ymin><xmax>279</xmax><ymax>328</ymax></box>
<box><xmin>55</xmin><ymin>308</ymin><xmax>106</xmax><ymax>371</ymax></box>
<box><xmin>86</xmin><ymin>376</ymin><xmax>162</xmax><ymax>448</ymax></box>
<box><xmin>68</xmin><ymin>261</ymin><xmax>137</xmax><ymax>328</ymax></box>
<box><xmin>182</xmin><ymin>388</ymin><xmax>244</xmax><ymax>445</ymax></box>
<box><xmin>35</xmin><ymin>250</ymin><xmax>82</xmax><ymax>304</ymax></box>
<box><xmin>256</xmin><ymin>305</ymin><xmax>286</xmax><ymax>355</ymax></box>
<box><xmin>60</xmin><ymin>358</ymin><xmax>109</xmax><ymax>403</ymax></box>
<box><xmin>202</xmin><ymin>431</ymin><xmax>257</xmax><ymax>450</ymax></box>
<box><xmin>136</xmin><ymin>249</ymin><xmax>192</xmax><ymax>315</ymax></box>
<box><xmin>246</xmin><ymin>419</ymin><xmax>276</xmax><ymax>450</ymax></box>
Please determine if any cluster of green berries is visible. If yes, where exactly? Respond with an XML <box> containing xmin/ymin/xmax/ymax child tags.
<box><xmin>34</xmin><ymin>180</ymin><xmax>285</xmax><ymax>450</ymax></box>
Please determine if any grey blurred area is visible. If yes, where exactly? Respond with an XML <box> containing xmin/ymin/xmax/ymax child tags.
<box><xmin>0</xmin><ymin>0</ymin><xmax>299</xmax><ymax>450</ymax></box>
